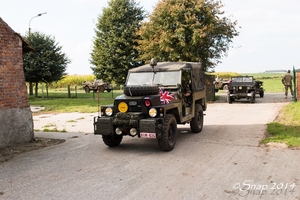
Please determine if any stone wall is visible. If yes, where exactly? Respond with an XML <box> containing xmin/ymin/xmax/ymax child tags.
<box><xmin>0</xmin><ymin>18</ymin><xmax>34</xmax><ymax>148</ymax></box>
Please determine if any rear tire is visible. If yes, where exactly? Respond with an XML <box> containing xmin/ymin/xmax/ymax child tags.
<box><xmin>102</xmin><ymin>135</ymin><xmax>123</xmax><ymax>147</ymax></box>
<box><xmin>157</xmin><ymin>114</ymin><xmax>177</xmax><ymax>151</ymax></box>
<box><xmin>260</xmin><ymin>90</ymin><xmax>264</xmax><ymax>97</ymax></box>
<box><xmin>190</xmin><ymin>104</ymin><xmax>203</xmax><ymax>133</ymax></box>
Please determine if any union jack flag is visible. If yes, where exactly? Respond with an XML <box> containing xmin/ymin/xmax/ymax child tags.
<box><xmin>159</xmin><ymin>88</ymin><xmax>174</xmax><ymax>104</ymax></box>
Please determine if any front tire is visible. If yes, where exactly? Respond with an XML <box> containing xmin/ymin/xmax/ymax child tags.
<box><xmin>250</xmin><ymin>91</ymin><xmax>255</xmax><ymax>103</ymax></box>
<box><xmin>157</xmin><ymin>114</ymin><xmax>177</xmax><ymax>151</ymax></box>
<box><xmin>102</xmin><ymin>135</ymin><xmax>123</xmax><ymax>147</ymax></box>
<box><xmin>227</xmin><ymin>94</ymin><xmax>232</xmax><ymax>104</ymax></box>
<box><xmin>223</xmin><ymin>84</ymin><xmax>228</xmax><ymax>91</ymax></box>
<box><xmin>190</xmin><ymin>104</ymin><xmax>203</xmax><ymax>133</ymax></box>
<box><xmin>84</xmin><ymin>86</ymin><xmax>90</xmax><ymax>93</ymax></box>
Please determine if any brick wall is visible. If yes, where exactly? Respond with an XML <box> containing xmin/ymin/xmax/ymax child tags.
<box><xmin>0</xmin><ymin>18</ymin><xmax>33</xmax><ymax>148</ymax></box>
<box><xmin>0</xmin><ymin>19</ymin><xmax>29</xmax><ymax>109</ymax></box>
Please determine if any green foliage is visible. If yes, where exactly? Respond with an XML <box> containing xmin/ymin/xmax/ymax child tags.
<box><xmin>263</xmin><ymin>102</ymin><xmax>300</xmax><ymax>147</ymax></box>
<box><xmin>23</xmin><ymin>31</ymin><xmax>71</xmax><ymax>83</ymax></box>
<box><xmin>49</xmin><ymin>75</ymin><xmax>95</xmax><ymax>88</ymax></box>
<box><xmin>90</xmin><ymin>0</ymin><xmax>145</xmax><ymax>85</ymax></box>
<box><xmin>138</xmin><ymin>0</ymin><xmax>239</xmax><ymax>71</ymax></box>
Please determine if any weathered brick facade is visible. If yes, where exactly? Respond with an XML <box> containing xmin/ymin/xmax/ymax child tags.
<box><xmin>0</xmin><ymin>18</ymin><xmax>34</xmax><ymax>147</ymax></box>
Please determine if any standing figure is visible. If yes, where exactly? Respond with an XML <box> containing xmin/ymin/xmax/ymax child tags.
<box><xmin>282</xmin><ymin>70</ymin><xmax>293</xmax><ymax>98</ymax></box>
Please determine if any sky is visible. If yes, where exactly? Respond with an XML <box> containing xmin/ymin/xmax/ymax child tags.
<box><xmin>1</xmin><ymin>0</ymin><xmax>299</xmax><ymax>74</ymax></box>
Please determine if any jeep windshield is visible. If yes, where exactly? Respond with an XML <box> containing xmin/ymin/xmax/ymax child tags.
<box><xmin>126</xmin><ymin>71</ymin><xmax>180</xmax><ymax>86</ymax></box>
<box><xmin>231</xmin><ymin>76</ymin><xmax>253</xmax><ymax>83</ymax></box>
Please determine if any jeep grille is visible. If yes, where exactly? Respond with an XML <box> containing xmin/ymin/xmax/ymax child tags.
<box><xmin>116</xmin><ymin>101</ymin><xmax>142</xmax><ymax>112</ymax></box>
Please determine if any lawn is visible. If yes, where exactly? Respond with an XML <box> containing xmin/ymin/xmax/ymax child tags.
<box><xmin>29</xmin><ymin>89</ymin><xmax>123</xmax><ymax>113</ymax></box>
<box><xmin>262</xmin><ymin>102</ymin><xmax>300</xmax><ymax>148</ymax></box>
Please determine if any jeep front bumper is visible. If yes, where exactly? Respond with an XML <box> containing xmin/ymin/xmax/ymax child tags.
<box><xmin>94</xmin><ymin>116</ymin><xmax>163</xmax><ymax>138</ymax></box>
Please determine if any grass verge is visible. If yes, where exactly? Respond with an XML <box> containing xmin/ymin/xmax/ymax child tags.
<box><xmin>263</xmin><ymin>102</ymin><xmax>300</xmax><ymax>148</ymax></box>
<box><xmin>29</xmin><ymin>91</ymin><xmax>122</xmax><ymax>113</ymax></box>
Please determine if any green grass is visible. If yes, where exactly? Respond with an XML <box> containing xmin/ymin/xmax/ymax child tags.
<box><xmin>259</xmin><ymin>78</ymin><xmax>285</xmax><ymax>93</ymax></box>
<box><xmin>263</xmin><ymin>102</ymin><xmax>300</xmax><ymax>147</ymax></box>
<box><xmin>29</xmin><ymin>90</ymin><xmax>122</xmax><ymax>113</ymax></box>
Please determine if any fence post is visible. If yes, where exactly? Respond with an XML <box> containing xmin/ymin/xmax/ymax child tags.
<box><xmin>68</xmin><ymin>85</ymin><xmax>71</xmax><ymax>98</ymax></box>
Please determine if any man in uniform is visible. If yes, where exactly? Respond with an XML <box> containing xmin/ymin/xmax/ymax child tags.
<box><xmin>282</xmin><ymin>70</ymin><xmax>293</xmax><ymax>99</ymax></box>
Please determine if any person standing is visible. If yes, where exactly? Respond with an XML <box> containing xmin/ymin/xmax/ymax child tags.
<box><xmin>282</xmin><ymin>70</ymin><xmax>293</xmax><ymax>98</ymax></box>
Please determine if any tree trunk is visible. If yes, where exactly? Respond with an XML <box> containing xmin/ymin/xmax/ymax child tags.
<box><xmin>29</xmin><ymin>82</ymin><xmax>33</xmax><ymax>96</ymax></box>
<box><xmin>46</xmin><ymin>84</ymin><xmax>49</xmax><ymax>97</ymax></box>
<box><xmin>35</xmin><ymin>82</ymin><xmax>39</xmax><ymax>97</ymax></box>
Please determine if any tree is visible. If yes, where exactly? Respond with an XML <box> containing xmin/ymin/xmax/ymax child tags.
<box><xmin>23</xmin><ymin>31</ymin><xmax>70</xmax><ymax>96</ymax></box>
<box><xmin>90</xmin><ymin>0</ymin><xmax>145</xmax><ymax>85</ymax></box>
<box><xmin>138</xmin><ymin>0</ymin><xmax>239</xmax><ymax>71</ymax></box>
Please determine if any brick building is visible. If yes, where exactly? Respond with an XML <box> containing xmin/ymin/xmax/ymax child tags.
<box><xmin>0</xmin><ymin>18</ymin><xmax>34</xmax><ymax>148</ymax></box>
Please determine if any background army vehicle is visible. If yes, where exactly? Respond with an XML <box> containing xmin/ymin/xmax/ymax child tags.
<box><xmin>94</xmin><ymin>60</ymin><xmax>207</xmax><ymax>151</ymax></box>
<box><xmin>214</xmin><ymin>78</ymin><xmax>230</xmax><ymax>92</ymax></box>
<box><xmin>82</xmin><ymin>79</ymin><xmax>112</xmax><ymax>93</ymax></box>
<box><xmin>227</xmin><ymin>76</ymin><xmax>262</xmax><ymax>103</ymax></box>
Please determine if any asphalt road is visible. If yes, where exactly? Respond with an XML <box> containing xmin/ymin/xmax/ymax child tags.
<box><xmin>1</xmin><ymin>93</ymin><xmax>299</xmax><ymax>200</ymax></box>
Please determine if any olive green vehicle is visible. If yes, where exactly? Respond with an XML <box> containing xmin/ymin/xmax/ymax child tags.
<box><xmin>94</xmin><ymin>60</ymin><xmax>207</xmax><ymax>151</ymax></box>
<box><xmin>82</xmin><ymin>79</ymin><xmax>112</xmax><ymax>93</ymax></box>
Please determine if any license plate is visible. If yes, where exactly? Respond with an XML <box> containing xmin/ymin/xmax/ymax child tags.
<box><xmin>140</xmin><ymin>132</ymin><xmax>156</xmax><ymax>138</ymax></box>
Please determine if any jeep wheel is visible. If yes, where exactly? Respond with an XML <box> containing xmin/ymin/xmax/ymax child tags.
<box><xmin>84</xmin><ymin>86</ymin><xmax>90</xmax><ymax>93</ymax></box>
<box><xmin>190</xmin><ymin>104</ymin><xmax>203</xmax><ymax>133</ymax></box>
<box><xmin>250</xmin><ymin>91</ymin><xmax>255</xmax><ymax>103</ymax></box>
<box><xmin>102</xmin><ymin>135</ymin><xmax>123</xmax><ymax>147</ymax></box>
<box><xmin>223</xmin><ymin>84</ymin><xmax>228</xmax><ymax>91</ymax></box>
<box><xmin>157</xmin><ymin>114</ymin><xmax>177</xmax><ymax>151</ymax></box>
<box><xmin>98</xmin><ymin>86</ymin><xmax>105</xmax><ymax>92</ymax></box>
<box><xmin>260</xmin><ymin>90</ymin><xmax>264</xmax><ymax>97</ymax></box>
<box><xmin>124</xmin><ymin>85</ymin><xmax>159</xmax><ymax>96</ymax></box>
<box><xmin>106</xmin><ymin>89</ymin><xmax>112</xmax><ymax>92</ymax></box>
<box><xmin>227</xmin><ymin>94</ymin><xmax>232</xmax><ymax>104</ymax></box>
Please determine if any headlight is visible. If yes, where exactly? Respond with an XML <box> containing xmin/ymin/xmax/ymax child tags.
<box><xmin>105</xmin><ymin>107</ymin><xmax>113</xmax><ymax>116</ymax></box>
<box><xmin>130</xmin><ymin>128</ymin><xmax>137</xmax><ymax>136</ymax></box>
<box><xmin>149</xmin><ymin>108</ymin><xmax>157</xmax><ymax>117</ymax></box>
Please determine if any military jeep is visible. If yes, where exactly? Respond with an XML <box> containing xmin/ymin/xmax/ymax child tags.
<box><xmin>227</xmin><ymin>76</ymin><xmax>259</xmax><ymax>103</ymax></box>
<box><xmin>94</xmin><ymin>60</ymin><xmax>207</xmax><ymax>151</ymax></box>
<box><xmin>82</xmin><ymin>79</ymin><xmax>112</xmax><ymax>93</ymax></box>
